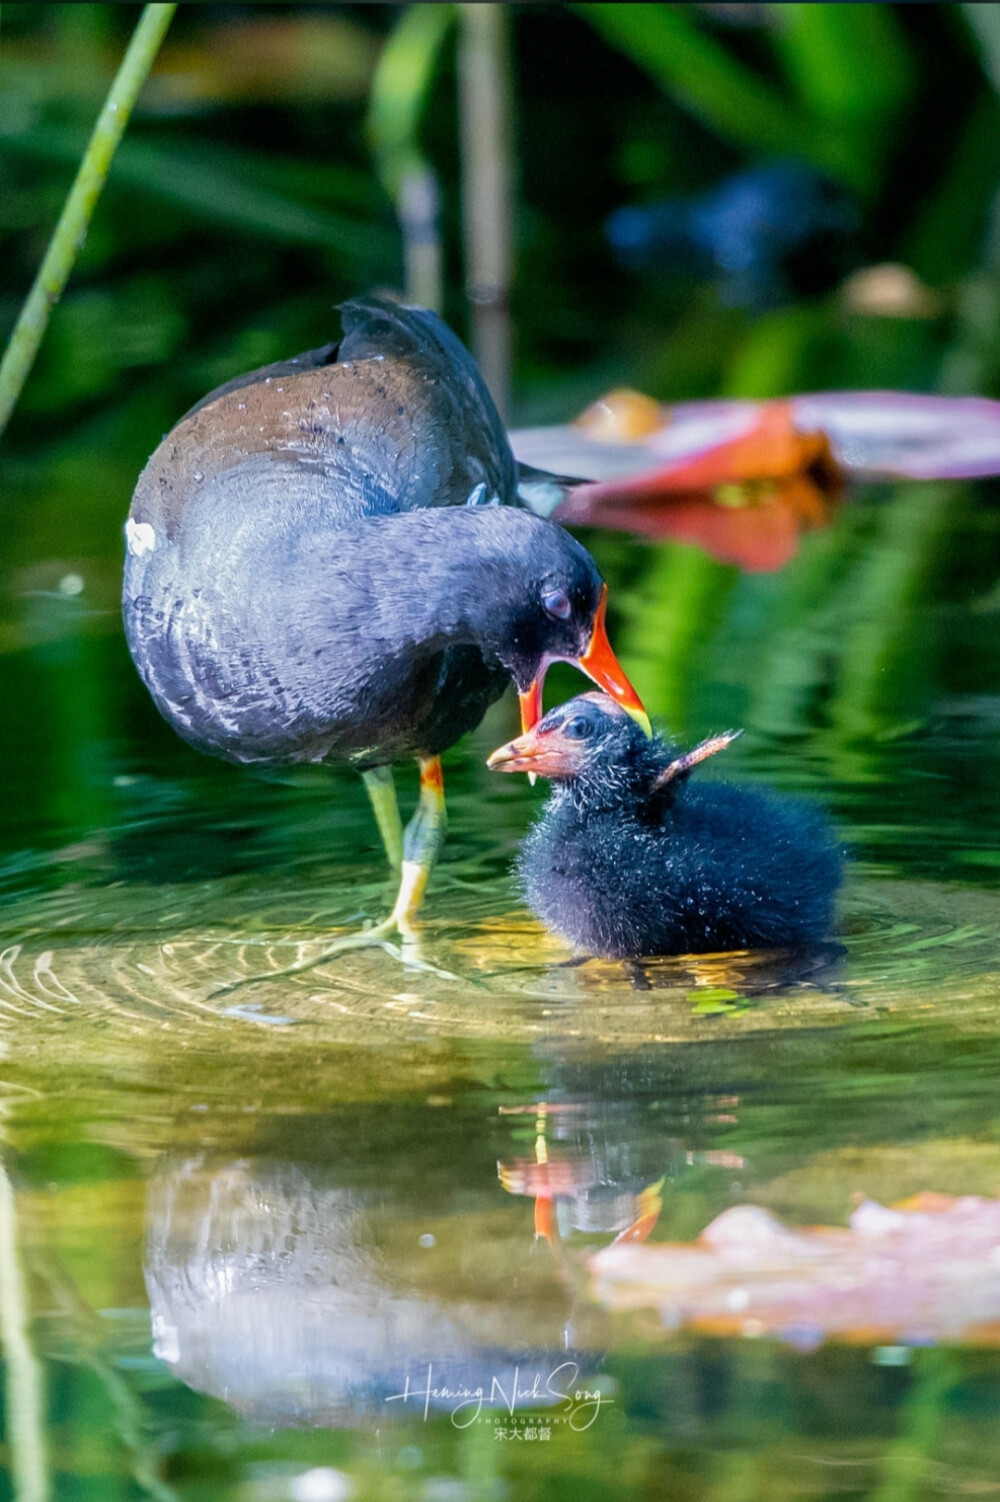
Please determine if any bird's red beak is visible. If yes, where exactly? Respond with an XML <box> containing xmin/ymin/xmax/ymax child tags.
<box><xmin>578</xmin><ymin>586</ymin><xmax>651</xmax><ymax>734</ymax></box>
<box><xmin>517</xmin><ymin>585</ymin><xmax>650</xmax><ymax>737</ymax></box>
<box><xmin>517</xmin><ymin>679</ymin><xmax>546</xmax><ymax>739</ymax></box>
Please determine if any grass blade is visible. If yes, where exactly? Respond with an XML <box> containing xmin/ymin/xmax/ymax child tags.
<box><xmin>0</xmin><ymin>3</ymin><xmax>176</xmax><ymax>441</ymax></box>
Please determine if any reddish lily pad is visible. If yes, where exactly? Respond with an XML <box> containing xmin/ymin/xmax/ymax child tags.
<box><xmin>555</xmin><ymin>402</ymin><xmax>842</xmax><ymax>571</ymax></box>
<box><xmin>513</xmin><ymin>387</ymin><xmax>1000</xmax><ymax>570</ymax></box>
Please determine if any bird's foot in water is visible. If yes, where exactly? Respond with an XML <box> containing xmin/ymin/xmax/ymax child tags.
<box><xmin>208</xmin><ymin>895</ymin><xmax>454</xmax><ymax>1000</ymax></box>
<box><xmin>327</xmin><ymin>856</ymin><xmax>432</xmax><ymax>950</ymax></box>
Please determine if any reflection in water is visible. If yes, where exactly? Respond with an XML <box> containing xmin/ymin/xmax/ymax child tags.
<box><xmin>11</xmin><ymin>934</ymin><xmax>1000</xmax><ymax>1494</ymax></box>
<box><xmin>590</xmin><ymin>1192</ymin><xmax>1000</xmax><ymax>1348</ymax></box>
<box><xmin>499</xmin><ymin>1093</ymin><xmax>750</xmax><ymax>1247</ymax></box>
<box><xmin>142</xmin><ymin>1043</ymin><xmax>774</xmax><ymax>1429</ymax></box>
<box><xmin>620</xmin><ymin>939</ymin><xmax>846</xmax><ymax>998</ymax></box>
<box><xmin>495</xmin><ymin>1043</ymin><xmax>755</xmax><ymax>1258</ymax></box>
<box><xmin>499</xmin><ymin>1100</ymin><xmax>668</xmax><ymax>1245</ymax></box>
<box><xmin>146</xmin><ymin>1151</ymin><xmax>608</xmax><ymax>1429</ymax></box>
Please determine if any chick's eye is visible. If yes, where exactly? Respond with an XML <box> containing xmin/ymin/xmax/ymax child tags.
<box><xmin>541</xmin><ymin>586</ymin><xmax>572</xmax><ymax>620</ymax></box>
<box><xmin>562</xmin><ymin>716</ymin><xmax>592</xmax><ymax>740</ymax></box>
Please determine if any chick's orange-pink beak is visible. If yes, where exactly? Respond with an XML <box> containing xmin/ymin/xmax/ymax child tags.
<box><xmin>487</xmin><ymin>720</ymin><xmax>587</xmax><ymax>778</ymax></box>
<box><xmin>516</xmin><ymin>585</ymin><xmax>650</xmax><ymax>737</ymax></box>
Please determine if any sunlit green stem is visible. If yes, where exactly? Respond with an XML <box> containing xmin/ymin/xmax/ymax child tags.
<box><xmin>34</xmin><ymin>1252</ymin><xmax>176</xmax><ymax>1502</ymax></box>
<box><xmin>0</xmin><ymin>3</ymin><xmax>176</xmax><ymax>441</ymax></box>
<box><xmin>0</xmin><ymin>1160</ymin><xmax>48</xmax><ymax>1502</ymax></box>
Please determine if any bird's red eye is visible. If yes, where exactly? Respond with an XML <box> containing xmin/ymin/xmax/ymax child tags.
<box><xmin>542</xmin><ymin>586</ymin><xmax>572</xmax><ymax>620</ymax></box>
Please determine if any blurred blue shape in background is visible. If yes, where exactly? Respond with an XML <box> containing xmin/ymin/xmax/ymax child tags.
<box><xmin>607</xmin><ymin>158</ymin><xmax>860</xmax><ymax>309</ymax></box>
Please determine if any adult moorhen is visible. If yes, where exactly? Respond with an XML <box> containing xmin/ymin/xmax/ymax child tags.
<box><xmin>488</xmin><ymin>693</ymin><xmax>842</xmax><ymax>959</ymax></box>
<box><xmin>123</xmin><ymin>298</ymin><xmax>648</xmax><ymax>946</ymax></box>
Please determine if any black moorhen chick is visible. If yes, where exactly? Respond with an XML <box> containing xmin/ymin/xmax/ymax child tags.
<box><xmin>488</xmin><ymin>693</ymin><xmax>842</xmax><ymax>959</ymax></box>
<box><xmin>123</xmin><ymin>298</ymin><xmax>647</xmax><ymax>945</ymax></box>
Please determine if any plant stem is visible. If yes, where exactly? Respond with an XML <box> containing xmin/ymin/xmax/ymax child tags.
<box><xmin>399</xmin><ymin>165</ymin><xmax>444</xmax><ymax>312</ymax></box>
<box><xmin>458</xmin><ymin>2</ymin><xmax>514</xmax><ymax>421</ymax></box>
<box><xmin>0</xmin><ymin>1160</ymin><xmax>48</xmax><ymax>1502</ymax></box>
<box><xmin>0</xmin><ymin>2</ymin><xmax>177</xmax><ymax>441</ymax></box>
<box><xmin>367</xmin><ymin>3</ymin><xmax>453</xmax><ymax>311</ymax></box>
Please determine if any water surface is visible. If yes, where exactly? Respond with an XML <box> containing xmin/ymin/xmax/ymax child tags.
<box><xmin>2</xmin><ymin>484</ymin><xmax>1000</xmax><ymax>1499</ymax></box>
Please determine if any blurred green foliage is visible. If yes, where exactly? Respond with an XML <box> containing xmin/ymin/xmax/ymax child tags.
<box><xmin>1</xmin><ymin>1</ymin><xmax>999</xmax><ymax>859</ymax></box>
<box><xmin>2</xmin><ymin>2</ymin><xmax>998</xmax><ymax>446</ymax></box>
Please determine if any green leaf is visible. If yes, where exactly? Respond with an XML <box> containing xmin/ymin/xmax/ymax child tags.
<box><xmin>963</xmin><ymin>1</ymin><xmax>1000</xmax><ymax>96</ymax></box>
<box><xmin>368</xmin><ymin>3</ymin><xmax>456</xmax><ymax>196</ymax></box>
<box><xmin>577</xmin><ymin>4</ymin><xmax>837</xmax><ymax>174</ymax></box>
<box><xmin>768</xmin><ymin>3</ymin><xmax>913</xmax><ymax>193</ymax></box>
<box><xmin>769</xmin><ymin>3</ymin><xmax>912</xmax><ymax>124</ymax></box>
<box><xmin>0</xmin><ymin>124</ymin><xmax>395</xmax><ymax>263</ymax></box>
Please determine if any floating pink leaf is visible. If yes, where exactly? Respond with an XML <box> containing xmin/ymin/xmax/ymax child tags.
<box><xmin>513</xmin><ymin>387</ymin><xmax>1000</xmax><ymax>570</ymax></box>
<box><xmin>554</xmin><ymin>402</ymin><xmax>842</xmax><ymax>571</ymax></box>
<box><xmin>513</xmin><ymin>389</ymin><xmax>1000</xmax><ymax>487</ymax></box>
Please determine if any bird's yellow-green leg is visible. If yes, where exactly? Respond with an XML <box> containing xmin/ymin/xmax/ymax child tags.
<box><xmin>209</xmin><ymin>757</ymin><xmax>447</xmax><ymax>998</ymax></box>
<box><xmin>338</xmin><ymin>755</ymin><xmax>445</xmax><ymax>943</ymax></box>
<box><xmin>391</xmin><ymin>755</ymin><xmax>447</xmax><ymax>937</ymax></box>
<box><xmin>361</xmin><ymin>765</ymin><xmax>404</xmax><ymax>871</ymax></box>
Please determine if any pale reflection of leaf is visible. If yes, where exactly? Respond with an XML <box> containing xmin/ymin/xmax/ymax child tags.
<box><xmin>755</xmin><ymin>1139</ymin><xmax>1000</xmax><ymax>1226</ymax></box>
<box><xmin>589</xmin><ymin>1193</ymin><xmax>1000</xmax><ymax>1348</ymax></box>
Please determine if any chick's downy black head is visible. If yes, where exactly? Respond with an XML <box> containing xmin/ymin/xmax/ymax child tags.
<box><xmin>488</xmin><ymin>691</ymin><xmax>663</xmax><ymax>801</ymax></box>
<box><xmin>488</xmin><ymin>691</ymin><xmax>739</xmax><ymax>809</ymax></box>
